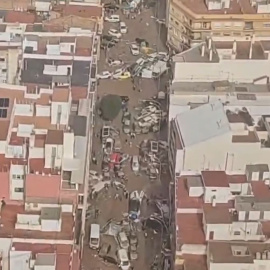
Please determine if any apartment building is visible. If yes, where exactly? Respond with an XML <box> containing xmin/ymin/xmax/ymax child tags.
<box><xmin>171</xmin><ymin>168</ymin><xmax>270</xmax><ymax>270</ymax></box>
<box><xmin>167</xmin><ymin>0</ymin><xmax>270</xmax><ymax>51</ymax></box>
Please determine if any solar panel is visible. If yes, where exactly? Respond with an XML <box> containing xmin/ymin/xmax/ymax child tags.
<box><xmin>0</xmin><ymin>98</ymin><xmax>9</xmax><ymax>107</ymax></box>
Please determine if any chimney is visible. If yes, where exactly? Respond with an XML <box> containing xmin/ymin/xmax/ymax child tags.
<box><xmin>208</xmin><ymin>38</ymin><xmax>212</xmax><ymax>50</ymax></box>
<box><xmin>212</xmin><ymin>197</ymin><xmax>216</xmax><ymax>207</ymax></box>
<box><xmin>209</xmin><ymin>49</ymin><xmax>213</xmax><ymax>61</ymax></box>
<box><xmin>249</xmin><ymin>43</ymin><xmax>253</xmax><ymax>59</ymax></box>
<box><xmin>233</xmin><ymin>40</ymin><xmax>237</xmax><ymax>52</ymax></box>
<box><xmin>201</xmin><ymin>44</ymin><xmax>205</xmax><ymax>57</ymax></box>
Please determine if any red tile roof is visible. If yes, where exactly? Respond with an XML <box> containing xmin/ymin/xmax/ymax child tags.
<box><xmin>227</xmin><ymin>174</ymin><xmax>247</xmax><ymax>184</ymax></box>
<box><xmin>202</xmin><ymin>171</ymin><xmax>230</xmax><ymax>188</ymax></box>
<box><xmin>177</xmin><ymin>213</ymin><xmax>206</xmax><ymax>245</ymax></box>
<box><xmin>251</xmin><ymin>181</ymin><xmax>270</xmax><ymax>198</ymax></box>
<box><xmin>4</xmin><ymin>11</ymin><xmax>36</xmax><ymax>24</ymax></box>
<box><xmin>25</xmin><ymin>174</ymin><xmax>61</xmax><ymax>199</ymax></box>
<box><xmin>53</xmin><ymin>4</ymin><xmax>103</xmax><ymax>18</ymax></box>
<box><xmin>0</xmin><ymin>205</ymin><xmax>74</xmax><ymax>240</ymax></box>
<box><xmin>176</xmin><ymin>176</ymin><xmax>203</xmax><ymax>209</ymax></box>
<box><xmin>203</xmin><ymin>204</ymin><xmax>232</xmax><ymax>224</ymax></box>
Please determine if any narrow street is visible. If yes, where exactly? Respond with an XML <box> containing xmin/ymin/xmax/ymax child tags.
<box><xmin>82</xmin><ymin>2</ymin><xmax>168</xmax><ymax>270</ymax></box>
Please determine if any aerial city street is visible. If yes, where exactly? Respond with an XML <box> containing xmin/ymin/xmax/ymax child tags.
<box><xmin>0</xmin><ymin>1</ymin><xmax>270</xmax><ymax>270</ymax></box>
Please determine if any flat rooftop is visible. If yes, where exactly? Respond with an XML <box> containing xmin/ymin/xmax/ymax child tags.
<box><xmin>208</xmin><ymin>241</ymin><xmax>270</xmax><ymax>264</ymax></box>
<box><xmin>174</xmin><ymin>0</ymin><xmax>256</xmax><ymax>15</ymax></box>
<box><xmin>0</xmin><ymin>205</ymin><xmax>74</xmax><ymax>240</ymax></box>
<box><xmin>177</xmin><ymin>213</ymin><xmax>206</xmax><ymax>245</ymax></box>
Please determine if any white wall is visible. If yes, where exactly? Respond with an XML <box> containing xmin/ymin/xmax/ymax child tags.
<box><xmin>181</xmin><ymin>244</ymin><xmax>206</xmax><ymax>255</ymax></box>
<box><xmin>26</xmin><ymin>203</ymin><xmax>73</xmax><ymax>213</ymax></box>
<box><xmin>204</xmin><ymin>186</ymin><xmax>231</xmax><ymax>203</ymax></box>
<box><xmin>44</xmin><ymin>144</ymin><xmax>63</xmax><ymax>169</ymax></box>
<box><xmin>0</xmin><ymin>238</ymin><xmax>12</xmax><ymax>270</ymax></box>
<box><xmin>36</xmin><ymin>105</ymin><xmax>50</xmax><ymax>117</ymax></box>
<box><xmin>63</xmin><ymin>132</ymin><xmax>74</xmax><ymax>158</ymax></box>
<box><xmin>51</xmin><ymin>102</ymin><xmax>70</xmax><ymax>125</ymax></box>
<box><xmin>41</xmin><ymin>219</ymin><xmax>61</xmax><ymax>232</ymax></box>
<box><xmin>173</xmin><ymin>59</ymin><xmax>270</xmax><ymax>83</ymax></box>
<box><xmin>10</xmin><ymin>164</ymin><xmax>25</xmax><ymax>201</ymax></box>
<box><xmin>183</xmin><ymin>133</ymin><xmax>231</xmax><ymax>171</ymax></box>
<box><xmin>10</xmin><ymin>250</ymin><xmax>32</xmax><ymax>270</ymax></box>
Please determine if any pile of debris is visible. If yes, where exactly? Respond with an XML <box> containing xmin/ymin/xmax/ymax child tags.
<box><xmin>128</xmin><ymin>51</ymin><xmax>169</xmax><ymax>79</ymax></box>
<box><xmin>133</xmin><ymin>101</ymin><xmax>167</xmax><ymax>135</ymax></box>
<box><xmin>98</xmin><ymin>218</ymin><xmax>139</xmax><ymax>266</ymax></box>
<box><xmin>139</xmin><ymin>140</ymin><xmax>168</xmax><ymax>180</ymax></box>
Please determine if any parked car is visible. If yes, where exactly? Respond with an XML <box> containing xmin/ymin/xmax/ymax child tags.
<box><xmin>108</xmin><ymin>29</ymin><xmax>122</xmax><ymax>38</ymax></box>
<box><xmin>122</xmin><ymin>111</ymin><xmax>131</xmax><ymax>125</ymax></box>
<box><xmin>108</xmin><ymin>58</ymin><xmax>123</xmax><ymax>66</ymax></box>
<box><xmin>97</xmin><ymin>71</ymin><xmax>112</xmax><ymax>79</ymax></box>
<box><xmin>119</xmin><ymin>21</ymin><xmax>127</xmax><ymax>34</ymax></box>
<box><xmin>104</xmin><ymin>3</ymin><xmax>119</xmax><ymax>11</ymax></box>
<box><xmin>129</xmin><ymin>232</ymin><xmax>138</xmax><ymax>246</ymax></box>
<box><xmin>129</xmin><ymin>190</ymin><xmax>144</xmax><ymax>219</ymax></box>
<box><xmin>117</xmin><ymin>232</ymin><xmax>129</xmax><ymax>250</ymax></box>
<box><xmin>117</xmin><ymin>249</ymin><xmax>130</xmax><ymax>270</ymax></box>
<box><xmin>129</xmin><ymin>245</ymin><xmax>138</xmax><ymax>261</ymax></box>
<box><xmin>99</xmin><ymin>243</ymin><xmax>111</xmax><ymax>258</ymax></box>
<box><xmin>131</xmin><ymin>155</ymin><xmax>140</xmax><ymax>172</ymax></box>
<box><xmin>104</xmin><ymin>137</ymin><xmax>114</xmax><ymax>155</ymax></box>
<box><xmin>100</xmin><ymin>42</ymin><xmax>115</xmax><ymax>50</ymax></box>
<box><xmin>104</xmin><ymin>15</ymin><xmax>120</xmax><ymax>23</ymax></box>
<box><xmin>130</xmin><ymin>44</ymin><xmax>140</xmax><ymax>55</ymax></box>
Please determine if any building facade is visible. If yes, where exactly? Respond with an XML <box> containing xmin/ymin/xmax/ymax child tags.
<box><xmin>167</xmin><ymin>0</ymin><xmax>270</xmax><ymax>51</ymax></box>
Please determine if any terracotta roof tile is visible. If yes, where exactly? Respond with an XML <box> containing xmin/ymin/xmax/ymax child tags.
<box><xmin>202</xmin><ymin>171</ymin><xmax>230</xmax><ymax>188</ymax></box>
<box><xmin>251</xmin><ymin>181</ymin><xmax>270</xmax><ymax>198</ymax></box>
<box><xmin>53</xmin><ymin>4</ymin><xmax>102</xmax><ymax>18</ymax></box>
<box><xmin>4</xmin><ymin>11</ymin><xmax>36</xmax><ymax>24</ymax></box>
<box><xmin>46</xmin><ymin>130</ymin><xmax>64</xmax><ymax>145</ymax></box>
<box><xmin>177</xmin><ymin>213</ymin><xmax>206</xmax><ymax>245</ymax></box>
<box><xmin>203</xmin><ymin>204</ymin><xmax>232</xmax><ymax>224</ymax></box>
<box><xmin>52</xmin><ymin>88</ymin><xmax>70</xmax><ymax>103</ymax></box>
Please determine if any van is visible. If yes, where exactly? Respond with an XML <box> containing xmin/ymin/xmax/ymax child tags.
<box><xmin>117</xmin><ymin>249</ymin><xmax>130</xmax><ymax>270</ymax></box>
<box><xmin>89</xmin><ymin>224</ymin><xmax>100</xmax><ymax>249</ymax></box>
<box><xmin>119</xmin><ymin>21</ymin><xmax>127</xmax><ymax>34</ymax></box>
<box><xmin>117</xmin><ymin>232</ymin><xmax>129</xmax><ymax>250</ymax></box>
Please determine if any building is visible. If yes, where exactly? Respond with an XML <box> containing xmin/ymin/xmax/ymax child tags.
<box><xmin>171</xmin><ymin>38</ymin><xmax>270</xmax><ymax>84</ymax></box>
<box><xmin>0</xmin><ymin>5</ymin><xmax>101</xmax><ymax>268</ymax></box>
<box><xmin>171</xmin><ymin>168</ymin><xmax>270</xmax><ymax>270</ymax></box>
<box><xmin>166</xmin><ymin>0</ymin><xmax>270</xmax><ymax>51</ymax></box>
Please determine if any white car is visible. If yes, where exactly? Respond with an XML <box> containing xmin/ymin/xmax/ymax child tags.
<box><xmin>104</xmin><ymin>137</ymin><xmax>114</xmax><ymax>155</ymax></box>
<box><xmin>108</xmin><ymin>58</ymin><xmax>123</xmax><ymax>66</ymax></box>
<box><xmin>131</xmin><ymin>155</ymin><xmax>140</xmax><ymax>172</ymax></box>
<box><xmin>108</xmin><ymin>29</ymin><xmax>122</xmax><ymax>38</ymax></box>
<box><xmin>96</xmin><ymin>71</ymin><xmax>112</xmax><ymax>79</ymax></box>
<box><xmin>104</xmin><ymin>15</ymin><xmax>120</xmax><ymax>23</ymax></box>
<box><xmin>130</xmin><ymin>44</ymin><xmax>140</xmax><ymax>56</ymax></box>
<box><xmin>119</xmin><ymin>21</ymin><xmax>127</xmax><ymax>34</ymax></box>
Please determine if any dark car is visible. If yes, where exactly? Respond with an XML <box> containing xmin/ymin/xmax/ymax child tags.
<box><xmin>99</xmin><ymin>243</ymin><xmax>111</xmax><ymax>258</ymax></box>
<box><xmin>104</xmin><ymin>3</ymin><xmax>119</xmax><ymax>11</ymax></box>
<box><xmin>102</xmin><ymin>34</ymin><xmax>114</xmax><ymax>41</ymax></box>
<box><xmin>100</xmin><ymin>42</ymin><xmax>115</xmax><ymax>50</ymax></box>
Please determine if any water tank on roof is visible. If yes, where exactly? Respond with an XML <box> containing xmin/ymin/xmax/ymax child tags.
<box><xmin>262</xmin><ymin>252</ymin><xmax>267</xmax><ymax>260</ymax></box>
<box><xmin>256</xmin><ymin>252</ymin><xmax>261</xmax><ymax>260</ymax></box>
<box><xmin>267</xmin><ymin>251</ymin><xmax>270</xmax><ymax>259</ymax></box>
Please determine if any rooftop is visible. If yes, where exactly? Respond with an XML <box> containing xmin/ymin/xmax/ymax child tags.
<box><xmin>201</xmin><ymin>171</ymin><xmax>230</xmax><ymax>188</ymax></box>
<box><xmin>208</xmin><ymin>241</ymin><xmax>270</xmax><ymax>264</ymax></box>
<box><xmin>176</xmin><ymin>176</ymin><xmax>203</xmax><ymax>209</ymax></box>
<box><xmin>53</xmin><ymin>4</ymin><xmax>103</xmax><ymax>18</ymax></box>
<box><xmin>177</xmin><ymin>213</ymin><xmax>206</xmax><ymax>244</ymax></box>
<box><xmin>0</xmin><ymin>205</ymin><xmax>74</xmax><ymax>240</ymax></box>
<box><xmin>173</xmin><ymin>0</ymin><xmax>256</xmax><ymax>16</ymax></box>
<box><xmin>203</xmin><ymin>204</ymin><xmax>232</xmax><ymax>224</ymax></box>
<box><xmin>175</xmin><ymin>101</ymin><xmax>231</xmax><ymax>148</ymax></box>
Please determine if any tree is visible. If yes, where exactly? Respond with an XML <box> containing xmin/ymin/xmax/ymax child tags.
<box><xmin>99</xmin><ymin>94</ymin><xmax>122</xmax><ymax>121</ymax></box>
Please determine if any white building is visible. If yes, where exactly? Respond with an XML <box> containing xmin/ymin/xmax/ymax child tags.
<box><xmin>168</xmin><ymin>99</ymin><xmax>270</xmax><ymax>176</ymax></box>
<box><xmin>172</xmin><ymin>38</ymin><xmax>270</xmax><ymax>84</ymax></box>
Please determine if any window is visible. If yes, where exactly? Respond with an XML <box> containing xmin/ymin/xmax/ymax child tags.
<box><xmin>234</xmin><ymin>231</ymin><xmax>241</xmax><ymax>235</ymax></box>
<box><xmin>0</xmin><ymin>98</ymin><xmax>9</xmax><ymax>107</ymax></box>
<box><xmin>1</xmin><ymin>69</ymin><xmax>7</xmax><ymax>73</ymax></box>
<box><xmin>12</xmin><ymin>175</ymin><xmax>24</xmax><ymax>180</ymax></box>
<box><xmin>0</xmin><ymin>108</ymin><xmax>7</xmax><ymax>118</ymax></box>
<box><xmin>14</xmin><ymin>187</ymin><xmax>24</xmax><ymax>192</ymax></box>
<box><xmin>264</xmin><ymin>23</ymin><xmax>270</xmax><ymax>28</ymax></box>
<box><xmin>175</xmin><ymin>21</ymin><xmax>179</xmax><ymax>26</ymax></box>
<box><xmin>78</xmin><ymin>195</ymin><xmax>84</xmax><ymax>204</ymax></box>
